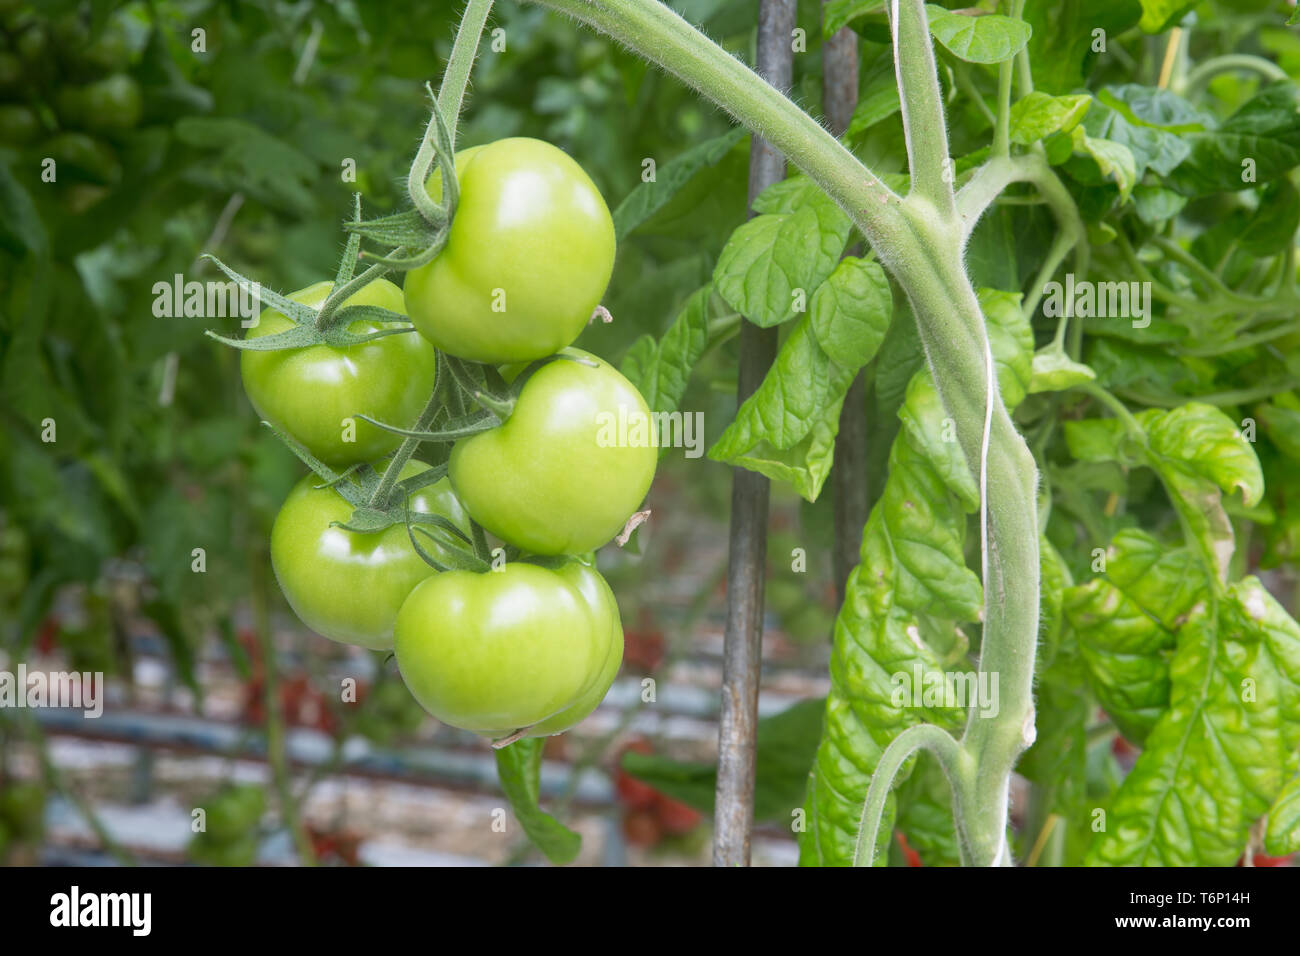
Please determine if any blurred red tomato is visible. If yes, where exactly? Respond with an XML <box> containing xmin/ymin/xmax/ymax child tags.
<box><xmin>622</xmin><ymin>810</ymin><xmax>661</xmax><ymax>847</ymax></box>
<box><xmin>655</xmin><ymin>795</ymin><xmax>701</xmax><ymax>835</ymax></box>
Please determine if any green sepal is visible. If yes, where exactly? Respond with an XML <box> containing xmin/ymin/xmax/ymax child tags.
<box><xmin>205</xmin><ymin>324</ymin><xmax>322</xmax><ymax>352</ymax></box>
<box><xmin>355</xmin><ymin>408</ymin><xmax>499</xmax><ymax>442</ymax></box>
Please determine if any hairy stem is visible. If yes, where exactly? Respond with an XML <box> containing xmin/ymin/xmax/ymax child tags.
<box><xmin>437</xmin><ymin>0</ymin><xmax>494</xmax><ymax>147</ymax></box>
<box><xmin>1180</xmin><ymin>53</ymin><xmax>1288</xmax><ymax>96</ymax></box>
<box><xmin>853</xmin><ymin>723</ymin><xmax>969</xmax><ymax>866</ymax></box>
<box><xmin>527</xmin><ymin>0</ymin><xmax>1044</xmax><ymax>868</ymax></box>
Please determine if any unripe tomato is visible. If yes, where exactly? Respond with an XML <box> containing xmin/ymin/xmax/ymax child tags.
<box><xmin>41</xmin><ymin>132</ymin><xmax>121</xmax><ymax>186</ymax></box>
<box><xmin>403</xmin><ymin>137</ymin><xmax>616</xmax><ymax>364</ymax></box>
<box><xmin>270</xmin><ymin>462</ymin><xmax>468</xmax><ymax>650</ymax></box>
<box><xmin>0</xmin><ymin>782</ymin><xmax>45</xmax><ymax>839</ymax></box>
<box><xmin>0</xmin><ymin>103</ymin><xmax>33</xmax><ymax>143</ymax></box>
<box><xmin>13</xmin><ymin>21</ymin><xmax>46</xmax><ymax>65</ymax></box>
<box><xmin>70</xmin><ymin>73</ymin><xmax>142</xmax><ymax>133</ymax></box>
<box><xmin>202</xmin><ymin>785</ymin><xmax>265</xmax><ymax>843</ymax></box>
<box><xmin>394</xmin><ymin>562</ymin><xmax>608</xmax><ymax>737</ymax></box>
<box><xmin>526</xmin><ymin>560</ymin><xmax>624</xmax><ymax>736</ymax></box>
<box><xmin>241</xmin><ymin>279</ymin><xmax>438</xmax><ymax>468</ymax></box>
<box><xmin>449</xmin><ymin>349</ymin><xmax>657</xmax><ymax>554</ymax></box>
<box><xmin>0</xmin><ymin>52</ymin><xmax>21</xmax><ymax>92</ymax></box>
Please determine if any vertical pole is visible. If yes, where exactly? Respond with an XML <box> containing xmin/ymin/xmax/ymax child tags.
<box><xmin>713</xmin><ymin>0</ymin><xmax>795</xmax><ymax>868</ymax></box>
<box><xmin>823</xmin><ymin>7</ymin><xmax>865</xmax><ymax>604</ymax></box>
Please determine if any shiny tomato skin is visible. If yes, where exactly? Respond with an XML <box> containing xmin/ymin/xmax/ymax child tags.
<box><xmin>449</xmin><ymin>349</ymin><xmax>657</xmax><ymax>554</ymax></box>
<box><xmin>403</xmin><ymin>138</ymin><xmax>616</xmax><ymax>364</ymax></box>
<box><xmin>270</xmin><ymin>462</ymin><xmax>467</xmax><ymax>650</ymax></box>
<box><xmin>394</xmin><ymin>562</ymin><xmax>605</xmax><ymax>738</ymax></box>
<box><xmin>526</xmin><ymin>560</ymin><xmax>624</xmax><ymax>736</ymax></box>
<box><xmin>241</xmin><ymin>279</ymin><xmax>438</xmax><ymax>468</ymax></box>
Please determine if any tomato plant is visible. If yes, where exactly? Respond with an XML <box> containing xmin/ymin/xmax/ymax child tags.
<box><xmin>8</xmin><ymin>0</ymin><xmax>1300</xmax><ymax>877</ymax></box>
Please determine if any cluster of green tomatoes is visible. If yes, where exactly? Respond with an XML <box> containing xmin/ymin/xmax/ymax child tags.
<box><xmin>239</xmin><ymin>138</ymin><xmax>657</xmax><ymax>743</ymax></box>
<box><xmin>0</xmin><ymin>1</ymin><xmax>142</xmax><ymax>212</ymax></box>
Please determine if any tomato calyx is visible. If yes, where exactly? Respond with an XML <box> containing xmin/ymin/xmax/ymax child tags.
<box><xmin>264</xmin><ymin>424</ymin><xmax>487</xmax><ymax>572</ymax></box>
<box><xmin>342</xmin><ymin>84</ymin><xmax>461</xmax><ymax>271</ymax></box>
<box><xmin>203</xmin><ymin>199</ymin><xmax>418</xmax><ymax>353</ymax></box>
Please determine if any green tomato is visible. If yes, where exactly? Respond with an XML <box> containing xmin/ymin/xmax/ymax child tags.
<box><xmin>41</xmin><ymin>132</ymin><xmax>121</xmax><ymax>185</ymax></box>
<box><xmin>0</xmin><ymin>52</ymin><xmax>21</xmax><ymax>92</ymax></box>
<box><xmin>190</xmin><ymin>831</ymin><xmax>259</xmax><ymax>867</ymax></box>
<box><xmin>13</xmin><ymin>21</ymin><xmax>46</xmax><ymax>65</ymax></box>
<box><xmin>526</xmin><ymin>560</ymin><xmax>623</xmax><ymax>737</ymax></box>
<box><xmin>270</xmin><ymin>462</ymin><xmax>468</xmax><ymax>650</ymax></box>
<box><xmin>450</xmin><ymin>349</ymin><xmax>657</xmax><ymax>554</ymax></box>
<box><xmin>403</xmin><ymin>137</ymin><xmax>616</xmax><ymax>364</ymax></box>
<box><xmin>394</xmin><ymin>562</ymin><xmax>607</xmax><ymax>737</ymax></box>
<box><xmin>0</xmin><ymin>782</ymin><xmax>44</xmax><ymax>838</ymax></box>
<box><xmin>203</xmin><ymin>785</ymin><xmax>265</xmax><ymax>843</ymax></box>
<box><xmin>75</xmin><ymin>73</ymin><xmax>142</xmax><ymax>132</ymax></box>
<box><xmin>0</xmin><ymin>104</ymin><xmax>36</xmax><ymax>144</ymax></box>
<box><xmin>241</xmin><ymin>278</ymin><xmax>438</xmax><ymax>468</ymax></box>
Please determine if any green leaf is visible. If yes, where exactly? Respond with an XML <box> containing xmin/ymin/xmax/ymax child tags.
<box><xmin>797</xmin><ymin>285</ymin><xmax>1030</xmax><ymax>864</ymax></box>
<box><xmin>1065</xmin><ymin>403</ymin><xmax>1261</xmax><ymax>581</ymax></box>
<box><xmin>1065</xmin><ymin>528</ymin><xmax>1204</xmax><ymax>744</ymax></box>
<box><xmin>925</xmin><ymin>5</ymin><xmax>1031</xmax><ymax>64</ymax></box>
<box><xmin>1147</xmin><ymin>403</ymin><xmax>1264</xmax><ymax>508</ymax></box>
<box><xmin>612</xmin><ymin>127</ymin><xmax>747</xmax><ymax>241</ymax></box>
<box><xmin>824</xmin><ymin>0</ymin><xmax>885</xmax><ymax>36</ymax></box>
<box><xmin>622</xmin><ymin>697</ymin><xmax>827</xmax><ymax>823</ymax></box>
<box><xmin>1063</xmin><ymin>414</ymin><xmax>1142</xmax><ymax>464</ymax></box>
<box><xmin>1264</xmin><ymin>772</ymin><xmax>1300</xmax><ymax>856</ymax></box>
<box><xmin>712</xmin><ymin>187</ymin><xmax>852</xmax><ymax>327</ymax></box>
<box><xmin>1238</xmin><ymin>179</ymin><xmax>1300</xmax><ymax>256</ymax></box>
<box><xmin>801</xmin><ymin>429</ymin><xmax>983</xmax><ymax>865</ymax></box>
<box><xmin>1257</xmin><ymin>402</ymin><xmax>1300</xmax><ymax>462</ymax></box>
<box><xmin>1086</xmin><ymin>86</ymin><xmax>1200</xmax><ymax>178</ymax></box>
<box><xmin>1024</xmin><ymin>0</ymin><xmax>1143</xmax><ymax>94</ymax></box>
<box><xmin>1088</xmin><ymin>578</ymin><xmax>1300</xmax><ymax>865</ymax></box>
<box><xmin>1131</xmin><ymin>184</ymin><xmax>1188</xmax><ymax>224</ymax></box>
<box><xmin>981</xmin><ymin>288</ymin><xmax>1034</xmax><ymax>409</ymax></box>
<box><xmin>1137</xmin><ymin>0</ymin><xmax>1198</xmax><ymax>33</ymax></box>
<box><xmin>710</xmin><ymin>357</ymin><xmax>854</xmax><ymax>502</ymax></box>
<box><xmin>0</xmin><ymin>162</ymin><xmax>49</xmax><ymax>256</ymax></box>
<box><xmin>1029</xmin><ymin>347</ymin><xmax>1096</xmax><ymax>394</ymax></box>
<box><xmin>711</xmin><ymin>252</ymin><xmax>888</xmax><ymax>496</ymax></box>
<box><xmin>1008</xmin><ymin>92</ymin><xmax>1092</xmax><ymax>146</ymax></box>
<box><xmin>711</xmin><ymin>319</ymin><xmax>833</xmax><ymax>455</ymax></box>
<box><xmin>845</xmin><ymin>57</ymin><xmax>902</xmax><ymax>141</ymax></box>
<box><xmin>899</xmin><ymin>374</ymin><xmax>979</xmax><ymax>511</ymax></box>
<box><xmin>808</xmin><ymin>256</ymin><xmax>892</xmax><ymax>369</ymax></box>
<box><xmin>1169</xmin><ymin>83</ymin><xmax>1300</xmax><ymax>196</ymax></box>
<box><xmin>1071</xmin><ymin>128</ymin><xmax>1139</xmax><ymax>202</ymax></box>
<box><xmin>1097</xmin><ymin>84</ymin><xmax>1213</xmax><ymax>134</ymax></box>
<box><xmin>175</xmin><ymin>117</ymin><xmax>319</xmax><ymax>216</ymax></box>
<box><xmin>892</xmin><ymin>754</ymin><xmax>959</xmax><ymax>866</ymax></box>
<box><xmin>619</xmin><ymin>285</ymin><xmax>712</xmax><ymax>416</ymax></box>
<box><xmin>494</xmin><ymin>738</ymin><xmax>581</xmax><ymax>865</ymax></box>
